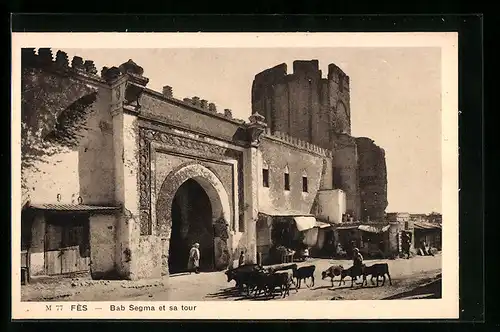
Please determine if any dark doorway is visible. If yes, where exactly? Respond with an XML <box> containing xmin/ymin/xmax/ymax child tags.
<box><xmin>168</xmin><ymin>179</ymin><xmax>215</xmax><ymax>274</ymax></box>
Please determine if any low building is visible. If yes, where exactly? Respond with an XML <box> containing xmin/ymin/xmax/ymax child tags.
<box><xmin>414</xmin><ymin>221</ymin><xmax>442</xmax><ymax>251</ymax></box>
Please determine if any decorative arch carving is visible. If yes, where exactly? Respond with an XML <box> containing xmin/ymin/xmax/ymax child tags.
<box><xmin>155</xmin><ymin>162</ymin><xmax>231</xmax><ymax>238</ymax></box>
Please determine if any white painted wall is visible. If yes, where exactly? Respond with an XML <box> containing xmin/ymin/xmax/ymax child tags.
<box><xmin>24</xmin><ymin>88</ymin><xmax>115</xmax><ymax>206</ymax></box>
<box><xmin>89</xmin><ymin>214</ymin><xmax>116</xmax><ymax>278</ymax></box>
<box><xmin>29</xmin><ymin>213</ymin><xmax>45</xmax><ymax>276</ymax></box>
<box><xmin>316</xmin><ymin>189</ymin><xmax>347</xmax><ymax>223</ymax></box>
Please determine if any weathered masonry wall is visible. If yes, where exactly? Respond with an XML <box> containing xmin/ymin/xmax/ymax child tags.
<box><xmin>89</xmin><ymin>213</ymin><xmax>117</xmax><ymax>279</ymax></box>
<box><xmin>139</xmin><ymin>90</ymin><xmax>244</xmax><ymax>143</ymax></box>
<box><xmin>332</xmin><ymin>134</ymin><xmax>361</xmax><ymax>218</ymax></box>
<box><xmin>251</xmin><ymin>60</ymin><xmax>351</xmax><ymax>150</ymax></box>
<box><xmin>356</xmin><ymin>137</ymin><xmax>389</xmax><ymax>221</ymax></box>
<box><xmin>257</xmin><ymin>131</ymin><xmax>333</xmax><ymax>216</ymax></box>
<box><xmin>22</xmin><ymin>53</ymin><xmax>116</xmax><ymax>206</ymax></box>
<box><xmin>28</xmin><ymin>212</ymin><xmax>46</xmax><ymax>277</ymax></box>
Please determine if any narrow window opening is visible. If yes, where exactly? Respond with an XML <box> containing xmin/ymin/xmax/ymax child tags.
<box><xmin>302</xmin><ymin>176</ymin><xmax>308</xmax><ymax>193</ymax></box>
<box><xmin>262</xmin><ymin>169</ymin><xmax>269</xmax><ymax>188</ymax></box>
<box><xmin>284</xmin><ymin>174</ymin><xmax>290</xmax><ymax>191</ymax></box>
<box><xmin>284</xmin><ymin>165</ymin><xmax>290</xmax><ymax>191</ymax></box>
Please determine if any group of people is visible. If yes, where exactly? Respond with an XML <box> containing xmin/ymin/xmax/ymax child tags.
<box><xmin>187</xmin><ymin>242</ymin><xmax>246</xmax><ymax>274</ymax></box>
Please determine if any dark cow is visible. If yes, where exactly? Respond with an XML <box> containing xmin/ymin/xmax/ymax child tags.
<box><xmin>292</xmin><ymin>265</ymin><xmax>316</xmax><ymax>289</ymax></box>
<box><xmin>268</xmin><ymin>263</ymin><xmax>298</xmax><ymax>274</ymax></box>
<box><xmin>225</xmin><ymin>264</ymin><xmax>263</xmax><ymax>293</ymax></box>
<box><xmin>339</xmin><ymin>265</ymin><xmax>365</xmax><ymax>287</ymax></box>
<box><xmin>321</xmin><ymin>265</ymin><xmax>344</xmax><ymax>287</ymax></box>
<box><xmin>362</xmin><ymin>263</ymin><xmax>392</xmax><ymax>287</ymax></box>
<box><xmin>252</xmin><ymin>269</ymin><xmax>297</xmax><ymax>298</ymax></box>
<box><xmin>258</xmin><ymin>270</ymin><xmax>295</xmax><ymax>298</ymax></box>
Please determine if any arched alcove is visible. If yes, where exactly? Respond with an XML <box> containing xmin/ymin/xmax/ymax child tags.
<box><xmin>156</xmin><ymin>162</ymin><xmax>231</xmax><ymax>275</ymax></box>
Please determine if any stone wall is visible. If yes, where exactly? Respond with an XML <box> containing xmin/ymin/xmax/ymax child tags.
<box><xmin>29</xmin><ymin>212</ymin><xmax>46</xmax><ymax>277</ymax></box>
<box><xmin>22</xmin><ymin>50</ymin><xmax>115</xmax><ymax>206</ymax></box>
<box><xmin>257</xmin><ymin>133</ymin><xmax>333</xmax><ymax>216</ymax></box>
<box><xmin>356</xmin><ymin>137</ymin><xmax>389</xmax><ymax>221</ymax></box>
<box><xmin>332</xmin><ymin>134</ymin><xmax>361</xmax><ymax>218</ymax></box>
<box><xmin>89</xmin><ymin>213</ymin><xmax>117</xmax><ymax>279</ymax></box>
<box><xmin>139</xmin><ymin>91</ymin><xmax>245</xmax><ymax>143</ymax></box>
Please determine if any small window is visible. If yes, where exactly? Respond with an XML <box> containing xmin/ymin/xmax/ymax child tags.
<box><xmin>284</xmin><ymin>165</ymin><xmax>290</xmax><ymax>191</ymax></box>
<box><xmin>404</xmin><ymin>221</ymin><xmax>409</xmax><ymax>230</ymax></box>
<box><xmin>262</xmin><ymin>169</ymin><xmax>269</xmax><ymax>188</ymax></box>
<box><xmin>302</xmin><ymin>176</ymin><xmax>308</xmax><ymax>193</ymax></box>
<box><xmin>284</xmin><ymin>173</ymin><xmax>290</xmax><ymax>191</ymax></box>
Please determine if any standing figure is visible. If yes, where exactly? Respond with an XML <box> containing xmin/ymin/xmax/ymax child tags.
<box><xmin>352</xmin><ymin>247</ymin><xmax>364</xmax><ymax>282</ymax></box>
<box><xmin>238</xmin><ymin>251</ymin><xmax>245</xmax><ymax>267</ymax></box>
<box><xmin>401</xmin><ymin>233</ymin><xmax>411</xmax><ymax>259</ymax></box>
<box><xmin>188</xmin><ymin>243</ymin><xmax>200</xmax><ymax>274</ymax></box>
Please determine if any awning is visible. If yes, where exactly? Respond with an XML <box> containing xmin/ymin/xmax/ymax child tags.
<box><xmin>335</xmin><ymin>222</ymin><xmax>361</xmax><ymax>230</ymax></box>
<box><xmin>259</xmin><ymin>207</ymin><xmax>311</xmax><ymax>217</ymax></box>
<box><xmin>414</xmin><ymin>221</ymin><xmax>442</xmax><ymax>230</ymax></box>
<box><xmin>28</xmin><ymin>203</ymin><xmax>121</xmax><ymax>212</ymax></box>
<box><xmin>358</xmin><ymin>224</ymin><xmax>390</xmax><ymax>234</ymax></box>
<box><xmin>315</xmin><ymin>221</ymin><xmax>333</xmax><ymax>229</ymax></box>
<box><xmin>294</xmin><ymin>216</ymin><xmax>317</xmax><ymax>232</ymax></box>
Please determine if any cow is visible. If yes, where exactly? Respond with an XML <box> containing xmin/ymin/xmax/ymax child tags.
<box><xmin>252</xmin><ymin>269</ymin><xmax>297</xmax><ymax>298</ymax></box>
<box><xmin>339</xmin><ymin>265</ymin><xmax>365</xmax><ymax>287</ymax></box>
<box><xmin>259</xmin><ymin>270</ymin><xmax>296</xmax><ymax>298</ymax></box>
<box><xmin>321</xmin><ymin>265</ymin><xmax>344</xmax><ymax>287</ymax></box>
<box><xmin>268</xmin><ymin>263</ymin><xmax>298</xmax><ymax>274</ymax></box>
<box><xmin>292</xmin><ymin>265</ymin><xmax>316</xmax><ymax>289</ymax></box>
<box><xmin>225</xmin><ymin>264</ymin><xmax>263</xmax><ymax>293</ymax></box>
<box><xmin>361</xmin><ymin>263</ymin><xmax>392</xmax><ymax>287</ymax></box>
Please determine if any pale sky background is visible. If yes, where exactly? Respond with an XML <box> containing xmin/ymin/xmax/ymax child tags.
<box><xmin>60</xmin><ymin>47</ymin><xmax>442</xmax><ymax>214</ymax></box>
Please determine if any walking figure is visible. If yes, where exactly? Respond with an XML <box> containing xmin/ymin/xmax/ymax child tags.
<box><xmin>238</xmin><ymin>251</ymin><xmax>245</xmax><ymax>267</ymax></box>
<box><xmin>402</xmin><ymin>233</ymin><xmax>411</xmax><ymax>259</ymax></box>
<box><xmin>188</xmin><ymin>243</ymin><xmax>200</xmax><ymax>274</ymax></box>
<box><xmin>352</xmin><ymin>247</ymin><xmax>364</xmax><ymax>282</ymax></box>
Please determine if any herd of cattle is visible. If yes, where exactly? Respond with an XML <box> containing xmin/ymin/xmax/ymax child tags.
<box><xmin>224</xmin><ymin>261</ymin><xmax>392</xmax><ymax>299</ymax></box>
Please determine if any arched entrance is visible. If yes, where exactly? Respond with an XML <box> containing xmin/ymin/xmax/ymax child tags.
<box><xmin>156</xmin><ymin>163</ymin><xmax>232</xmax><ymax>276</ymax></box>
<box><xmin>169</xmin><ymin>179</ymin><xmax>215</xmax><ymax>273</ymax></box>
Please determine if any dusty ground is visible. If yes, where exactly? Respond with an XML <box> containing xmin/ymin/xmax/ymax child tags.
<box><xmin>21</xmin><ymin>254</ymin><xmax>441</xmax><ymax>302</ymax></box>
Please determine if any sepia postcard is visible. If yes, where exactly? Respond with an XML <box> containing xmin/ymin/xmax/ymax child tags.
<box><xmin>11</xmin><ymin>32</ymin><xmax>459</xmax><ymax>320</ymax></box>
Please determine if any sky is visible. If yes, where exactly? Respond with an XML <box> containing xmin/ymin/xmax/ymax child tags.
<box><xmin>60</xmin><ymin>47</ymin><xmax>442</xmax><ymax>214</ymax></box>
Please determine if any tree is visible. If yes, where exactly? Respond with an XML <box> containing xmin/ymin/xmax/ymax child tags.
<box><xmin>21</xmin><ymin>59</ymin><xmax>98</xmax><ymax>197</ymax></box>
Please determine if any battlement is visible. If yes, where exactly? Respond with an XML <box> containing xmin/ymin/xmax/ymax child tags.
<box><xmin>263</xmin><ymin>128</ymin><xmax>333</xmax><ymax>157</ymax></box>
<box><xmin>328</xmin><ymin>63</ymin><xmax>350</xmax><ymax>87</ymax></box>
<box><xmin>22</xmin><ymin>48</ymin><xmax>105</xmax><ymax>82</ymax></box>
<box><xmin>176</xmin><ymin>96</ymin><xmax>246</xmax><ymax>124</ymax></box>
<box><xmin>253</xmin><ymin>60</ymin><xmax>349</xmax><ymax>86</ymax></box>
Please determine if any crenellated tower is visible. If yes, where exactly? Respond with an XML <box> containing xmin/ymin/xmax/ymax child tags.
<box><xmin>251</xmin><ymin>60</ymin><xmax>387</xmax><ymax>221</ymax></box>
<box><xmin>251</xmin><ymin>60</ymin><xmax>351</xmax><ymax>150</ymax></box>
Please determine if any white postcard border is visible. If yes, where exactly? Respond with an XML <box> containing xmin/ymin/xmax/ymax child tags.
<box><xmin>11</xmin><ymin>32</ymin><xmax>459</xmax><ymax>320</ymax></box>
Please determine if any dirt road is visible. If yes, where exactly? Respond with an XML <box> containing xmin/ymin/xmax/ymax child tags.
<box><xmin>21</xmin><ymin>254</ymin><xmax>441</xmax><ymax>302</ymax></box>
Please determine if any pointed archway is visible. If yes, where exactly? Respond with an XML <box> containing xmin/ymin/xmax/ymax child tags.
<box><xmin>156</xmin><ymin>162</ymin><xmax>232</xmax><ymax>275</ymax></box>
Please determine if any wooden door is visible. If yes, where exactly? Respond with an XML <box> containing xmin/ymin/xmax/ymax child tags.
<box><xmin>61</xmin><ymin>224</ymin><xmax>90</xmax><ymax>274</ymax></box>
<box><xmin>45</xmin><ymin>222</ymin><xmax>63</xmax><ymax>275</ymax></box>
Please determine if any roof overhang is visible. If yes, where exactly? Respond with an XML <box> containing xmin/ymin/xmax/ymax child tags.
<box><xmin>28</xmin><ymin>203</ymin><xmax>121</xmax><ymax>213</ymax></box>
<box><xmin>414</xmin><ymin>222</ymin><xmax>442</xmax><ymax>230</ymax></box>
<box><xmin>358</xmin><ymin>224</ymin><xmax>390</xmax><ymax>234</ymax></box>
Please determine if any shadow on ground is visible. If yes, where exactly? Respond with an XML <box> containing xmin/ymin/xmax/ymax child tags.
<box><xmin>382</xmin><ymin>274</ymin><xmax>442</xmax><ymax>300</ymax></box>
<box><xmin>206</xmin><ymin>286</ymin><xmax>296</xmax><ymax>301</ymax></box>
